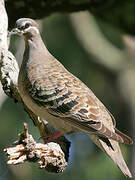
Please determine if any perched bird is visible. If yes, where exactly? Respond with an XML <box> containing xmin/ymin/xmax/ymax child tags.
<box><xmin>10</xmin><ymin>18</ymin><xmax>133</xmax><ymax>178</ymax></box>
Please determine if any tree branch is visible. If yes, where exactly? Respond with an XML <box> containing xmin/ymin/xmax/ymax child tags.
<box><xmin>5</xmin><ymin>0</ymin><xmax>135</xmax><ymax>35</ymax></box>
<box><xmin>4</xmin><ymin>123</ymin><xmax>67</xmax><ymax>173</ymax></box>
<box><xmin>6</xmin><ymin>0</ymin><xmax>106</xmax><ymax>27</ymax></box>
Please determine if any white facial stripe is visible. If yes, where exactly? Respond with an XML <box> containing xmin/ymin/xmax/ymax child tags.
<box><xmin>23</xmin><ymin>21</ymin><xmax>31</xmax><ymax>26</ymax></box>
<box><xmin>25</xmin><ymin>26</ymin><xmax>39</xmax><ymax>34</ymax></box>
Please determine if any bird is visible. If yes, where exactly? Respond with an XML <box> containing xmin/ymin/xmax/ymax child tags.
<box><xmin>10</xmin><ymin>18</ymin><xmax>133</xmax><ymax>178</ymax></box>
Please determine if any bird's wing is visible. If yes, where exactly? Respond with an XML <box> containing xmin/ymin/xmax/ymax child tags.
<box><xmin>29</xmin><ymin>59</ymin><xmax>132</xmax><ymax>144</ymax></box>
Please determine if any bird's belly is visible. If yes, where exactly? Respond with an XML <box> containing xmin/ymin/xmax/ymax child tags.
<box><xmin>18</xmin><ymin>77</ymin><xmax>75</xmax><ymax>134</ymax></box>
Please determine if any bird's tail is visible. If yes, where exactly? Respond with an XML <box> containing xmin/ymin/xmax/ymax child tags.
<box><xmin>88</xmin><ymin>134</ymin><xmax>132</xmax><ymax>178</ymax></box>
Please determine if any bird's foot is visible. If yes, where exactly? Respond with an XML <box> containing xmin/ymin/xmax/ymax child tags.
<box><xmin>41</xmin><ymin>131</ymin><xmax>64</xmax><ymax>143</ymax></box>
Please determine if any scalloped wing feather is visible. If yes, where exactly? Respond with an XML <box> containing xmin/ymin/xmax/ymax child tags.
<box><xmin>28</xmin><ymin>60</ymin><xmax>133</xmax><ymax>145</ymax></box>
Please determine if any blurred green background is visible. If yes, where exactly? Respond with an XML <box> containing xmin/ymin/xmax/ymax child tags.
<box><xmin>0</xmin><ymin>11</ymin><xmax>134</xmax><ymax>180</ymax></box>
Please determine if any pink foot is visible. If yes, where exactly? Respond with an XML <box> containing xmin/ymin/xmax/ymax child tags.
<box><xmin>41</xmin><ymin>131</ymin><xmax>64</xmax><ymax>143</ymax></box>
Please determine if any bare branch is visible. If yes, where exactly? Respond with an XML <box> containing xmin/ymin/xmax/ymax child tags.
<box><xmin>4</xmin><ymin>123</ymin><xmax>67</xmax><ymax>173</ymax></box>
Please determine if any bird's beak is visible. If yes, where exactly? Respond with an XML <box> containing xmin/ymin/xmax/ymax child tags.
<box><xmin>8</xmin><ymin>28</ymin><xmax>23</xmax><ymax>37</ymax></box>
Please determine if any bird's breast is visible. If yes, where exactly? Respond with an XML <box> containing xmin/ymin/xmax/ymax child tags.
<box><xmin>18</xmin><ymin>64</ymin><xmax>76</xmax><ymax>134</ymax></box>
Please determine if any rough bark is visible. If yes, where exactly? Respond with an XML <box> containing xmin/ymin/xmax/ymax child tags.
<box><xmin>0</xmin><ymin>0</ymin><xmax>70</xmax><ymax>173</ymax></box>
<box><xmin>4</xmin><ymin>123</ymin><xmax>67</xmax><ymax>173</ymax></box>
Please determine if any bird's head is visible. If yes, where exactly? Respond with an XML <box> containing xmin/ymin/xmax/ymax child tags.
<box><xmin>9</xmin><ymin>18</ymin><xmax>40</xmax><ymax>39</ymax></box>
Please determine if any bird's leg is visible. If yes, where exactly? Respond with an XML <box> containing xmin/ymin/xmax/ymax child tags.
<box><xmin>41</xmin><ymin>131</ymin><xmax>64</xmax><ymax>143</ymax></box>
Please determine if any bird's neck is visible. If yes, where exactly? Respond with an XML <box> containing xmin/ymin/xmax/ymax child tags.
<box><xmin>25</xmin><ymin>35</ymin><xmax>49</xmax><ymax>55</ymax></box>
<box><xmin>22</xmin><ymin>34</ymin><xmax>52</xmax><ymax>66</ymax></box>
<box><xmin>19</xmin><ymin>34</ymin><xmax>52</xmax><ymax>79</ymax></box>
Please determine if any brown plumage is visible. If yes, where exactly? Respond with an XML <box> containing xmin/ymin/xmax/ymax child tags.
<box><xmin>10</xmin><ymin>18</ymin><xmax>133</xmax><ymax>178</ymax></box>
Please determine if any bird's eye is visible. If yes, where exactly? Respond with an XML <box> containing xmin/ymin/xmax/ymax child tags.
<box><xmin>24</xmin><ymin>23</ymin><xmax>30</xmax><ymax>29</ymax></box>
